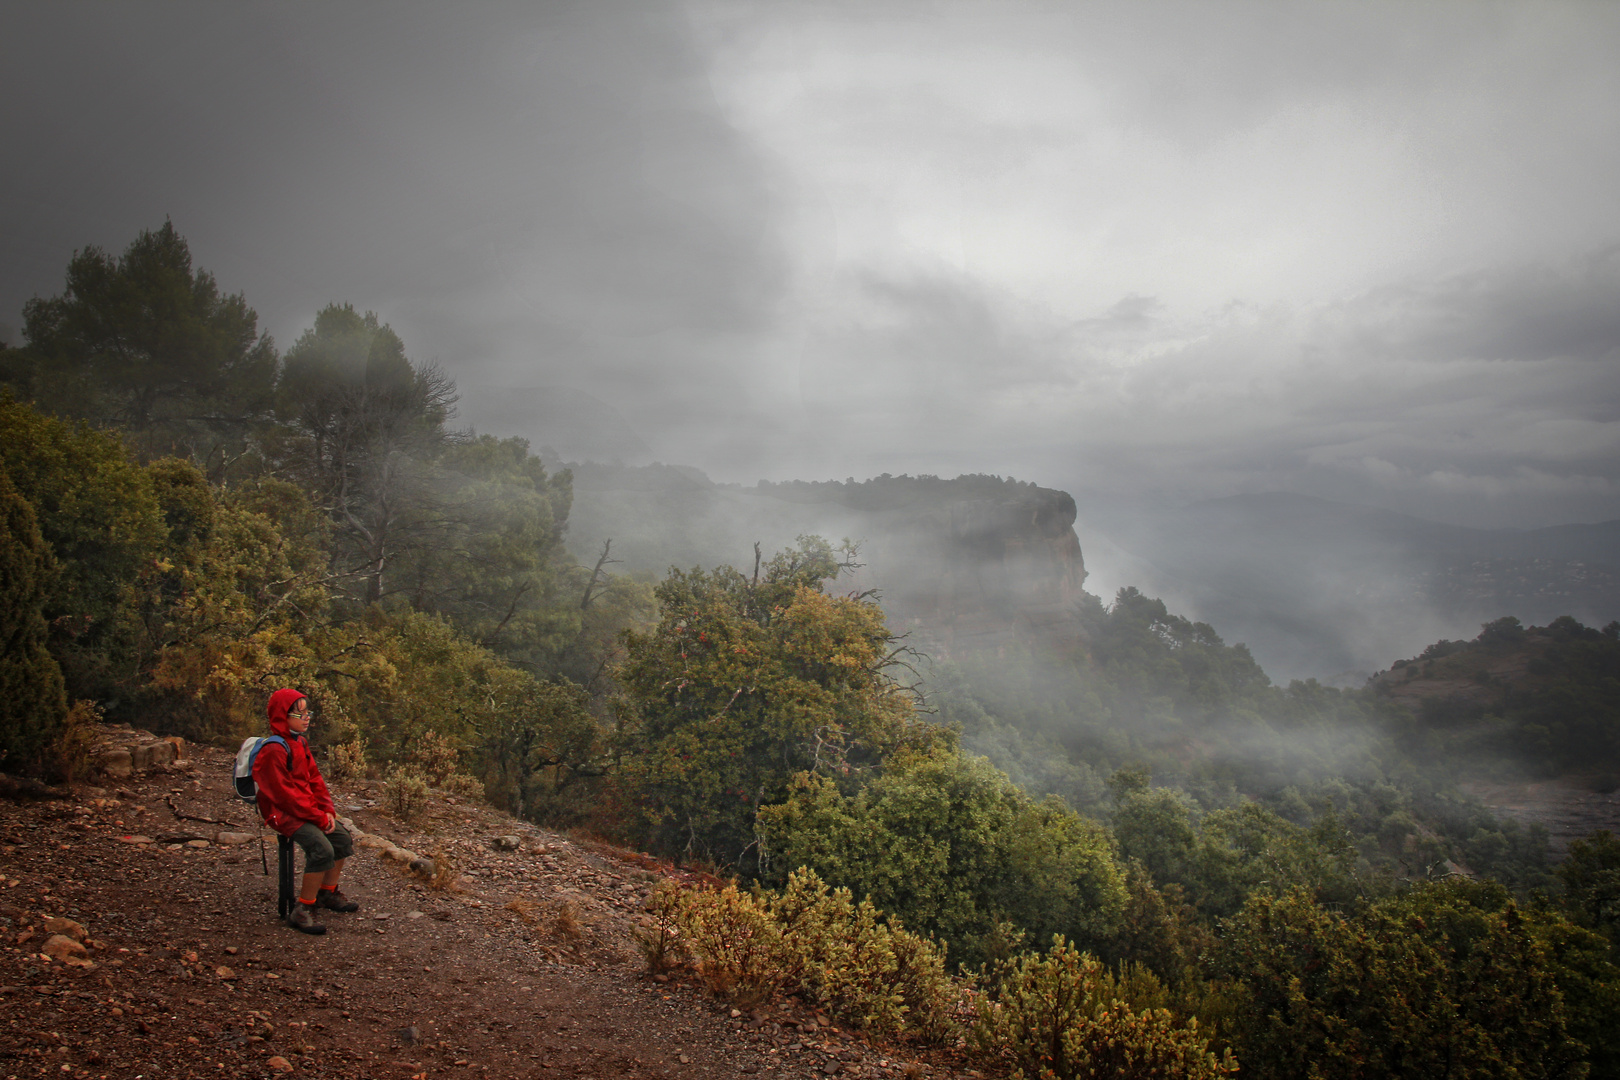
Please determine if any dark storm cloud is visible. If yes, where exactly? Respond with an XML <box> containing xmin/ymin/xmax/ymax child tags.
<box><xmin>4</xmin><ymin>2</ymin><xmax>1620</xmax><ymax>532</ymax></box>
<box><xmin>1</xmin><ymin>2</ymin><xmax>783</xmax><ymax>450</ymax></box>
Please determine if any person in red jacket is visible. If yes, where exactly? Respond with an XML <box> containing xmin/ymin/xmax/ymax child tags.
<box><xmin>254</xmin><ymin>688</ymin><xmax>359</xmax><ymax>934</ymax></box>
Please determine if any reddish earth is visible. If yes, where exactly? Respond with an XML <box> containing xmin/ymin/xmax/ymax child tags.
<box><xmin>1458</xmin><ymin>776</ymin><xmax>1620</xmax><ymax>857</ymax></box>
<box><xmin>0</xmin><ymin>737</ymin><xmax>976</xmax><ymax>1080</ymax></box>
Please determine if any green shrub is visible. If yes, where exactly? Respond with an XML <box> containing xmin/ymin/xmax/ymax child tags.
<box><xmin>439</xmin><ymin>771</ymin><xmax>486</xmax><ymax>803</ymax></box>
<box><xmin>771</xmin><ymin>868</ymin><xmax>956</xmax><ymax>1038</ymax></box>
<box><xmin>636</xmin><ymin>881</ymin><xmax>685</xmax><ymax>974</ymax></box>
<box><xmin>409</xmin><ymin>728</ymin><xmax>463</xmax><ymax>787</ymax></box>
<box><xmin>657</xmin><ymin>868</ymin><xmax>959</xmax><ymax>1037</ymax></box>
<box><xmin>974</xmin><ymin>936</ymin><xmax>1233</xmax><ymax>1080</ymax></box>
<box><xmin>384</xmin><ymin>763</ymin><xmax>431</xmax><ymax>821</ymax></box>
<box><xmin>328</xmin><ymin>734</ymin><xmax>368</xmax><ymax>782</ymax></box>
<box><xmin>0</xmin><ymin>465</ymin><xmax>68</xmax><ymax>775</ymax></box>
<box><xmin>674</xmin><ymin>882</ymin><xmax>782</xmax><ymax>1006</ymax></box>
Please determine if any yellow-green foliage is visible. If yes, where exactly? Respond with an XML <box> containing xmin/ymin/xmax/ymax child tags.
<box><xmin>0</xmin><ymin>395</ymin><xmax>164</xmax><ymax>700</ymax></box>
<box><xmin>673</xmin><ymin>881</ymin><xmax>783</xmax><ymax>1007</ymax></box>
<box><xmin>439</xmin><ymin>771</ymin><xmax>486</xmax><ymax>802</ymax></box>
<box><xmin>384</xmin><ymin>763</ymin><xmax>431</xmax><ymax>821</ymax></box>
<box><xmin>1215</xmin><ymin>881</ymin><xmax>1594</xmax><ymax>1080</ymax></box>
<box><xmin>613</xmin><ymin>539</ymin><xmax>939</xmax><ymax>863</ymax></box>
<box><xmin>975</xmin><ymin>936</ymin><xmax>1235</xmax><ymax>1080</ymax></box>
<box><xmin>758</xmin><ymin>745</ymin><xmax>1127</xmax><ymax>967</ymax></box>
<box><xmin>658</xmin><ymin>868</ymin><xmax>958</xmax><ymax>1038</ymax></box>
<box><xmin>147</xmin><ymin>474</ymin><xmax>350</xmax><ymax>742</ymax></box>
<box><xmin>328</xmin><ymin>734</ymin><xmax>368</xmax><ymax>782</ymax></box>
<box><xmin>770</xmin><ymin>869</ymin><xmax>957</xmax><ymax>1039</ymax></box>
<box><xmin>408</xmin><ymin>728</ymin><xmax>464</xmax><ymax>787</ymax></box>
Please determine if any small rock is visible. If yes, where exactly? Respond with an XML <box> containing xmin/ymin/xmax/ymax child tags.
<box><xmin>118</xmin><ymin>835</ymin><xmax>153</xmax><ymax>845</ymax></box>
<box><xmin>43</xmin><ymin>917</ymin><xmax>86</xmax><ymax>942</ymax></box>
<box><xmin>186</xmin><ymin>839</ymin><xmax>211</xmax><ymax>848</ymax></box>
<box><xmin>131</xmin><ymin>742</ymin><xmax>175</xmax><ymax>770</ymax></box>
<box><xmin>373</xmin><ymin>913</ymin><xmax>391</xmax><ymax>921</ymax></box>
<box><xmin>398</xmin><ymin>1024</ymin><xmax>421</xmax><ymax>1043</ymax></box>
<box><xmin>406</xmin><ymin>911</ymin><xmax>425</xmax><ymax>920</ymax></box>
<box><xmin>96</xmin><ymin>750</ymin><xmax>133</xmax><ymax>779</ymax></box>
<box><xmin>215</xmin><ymin>832</ymin><xmax>255</xmax><ymax>846</ymax></box>
<box><xmin>491</xmin><ymin>835</ymin><xmax>520</xmax><ymax>851</ymax></box>
<box><xmin>41</xmin><ymin>935</ymin><xmax>86</xmax><ymax>962</ymax></box>
<box><xmin>265</xmin><ymin>1054</ymin><xmax>294</xmax><ymax>1073</ymax></box>
<box><xmin>216</xmin><ymin>966</ymin><xmax>236</xmax><ymax>979</ymax></box>
<box><xmin>823</xmin><ymin>1062</ymin><xmax>841</xmax><ymax>1076</ymax></box>
<box><xmin>679</xmin><ymin>1054</ymin><xmax>691</xmax><ymax>1064</ymax></box>
<box><xmin>408</xmin><ymin>857</ymin><xmax>436</xmax><ymax>876</ymax></box>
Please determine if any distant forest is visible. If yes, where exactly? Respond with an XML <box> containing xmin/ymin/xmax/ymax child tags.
<box><xmin>4</xmin><ymin>224</ymin><xmax>1619</xmax><ymax>1079</ymax></box>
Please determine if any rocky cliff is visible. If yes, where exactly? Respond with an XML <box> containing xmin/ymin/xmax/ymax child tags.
<box><xmin>561</xmin><ymin>466</ymin><xmax>1091</xmax><ymax>661</ymax></box>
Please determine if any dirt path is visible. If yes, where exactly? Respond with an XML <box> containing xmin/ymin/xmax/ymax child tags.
<box><xmin>0</xmin><ymin>738</ymin><xmax>968</xmax><ymax>1080</ymax></box>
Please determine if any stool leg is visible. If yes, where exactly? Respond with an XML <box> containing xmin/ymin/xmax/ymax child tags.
<box><xmin>278</xmin><ymin>836</ymin><xmax>295</xmax><ymax>918</ymax></box>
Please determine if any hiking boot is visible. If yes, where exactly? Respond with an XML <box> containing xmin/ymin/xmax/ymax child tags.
<box><xmin>316</xmin><ymin>889</ymin><xmax>359</xmax><ymax>913</ymax></box>
<box><xmin>286</xmin><ymin>902</ymin><xmax>327</xmax><ymax>935</ymax></box>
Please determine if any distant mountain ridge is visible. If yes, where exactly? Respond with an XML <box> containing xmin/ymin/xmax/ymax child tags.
<box><xmin>1078</xmin><ymin>492</ymin><xmax>1620</xmax><ymax>683</ymax></box>
<box><xmin>558</xmin><ymin>461</ymin><xmax>1619</xmax><ymax>684</ymax></box>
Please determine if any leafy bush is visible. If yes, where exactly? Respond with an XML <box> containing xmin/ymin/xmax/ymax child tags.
<box><xmin>1215</xmin><ymin>883</ymin><xmax>1589</xmax><ymax>1080</ymax></box>
<box><xmin>439</xmin><ymin>771</ymin><xmax>486</xmax><ymax>803</ymax></box>
<box><xmin>674</xmin><ymin>882</ymin><xmax>782</xmax><ymax>1006</ymax></box>
<box><xmin>52</xmin><ymin>699</ymin><xmax>102</xmax><ymax>783</ymax></box>
<box><xmin>656</xmin><ymin>869</ymin><xmax>959</xmax><ymax>1036</ymax></box>
<box><xmin>974</xmin><ymin>936</ymin><xmax>1234</xmax><ymax>1080</ymax></box>
<box><xmin>409</xmin><ymin>728</ymin><xmax>463</xmax><ymax>787</ymax></box>
<box><xmin>328</xmin><ymin>735</ymin><xmax>368</xmax><ymax>782</ymax></box>
<box><xmin>771</xmin><ymin>869</ymin><xmax>956</xmax><ymax>1038</ymax></box>
<box><xmin>636</xmin><ymin>881</ymin><xmax>685</xmax><ymax>974</ymax></box>
<box><xmin>757</xmin><ymin>746</ymin><xmax>1126</xmax><ymax>967</ymax></box>
<box><xmin>384</xmin><ymin>764</ymin><xmax>431</xmax><ymax>821</ymax></box>
<box><xmin>0</xmin><ymin>463</ymin><xmax>68</xmax><ymax>775</ymax></box>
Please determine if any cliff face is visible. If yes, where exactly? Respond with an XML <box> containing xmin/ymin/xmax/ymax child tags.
<box><xmin>805</xmin><ymin>481</ymin><xmax>1090</xmax><ymax>660</ymax></box>
<box><xmin>561</xmin><ymin>466</ymin><xmax>1091</xmax><ymax>659</ymax></box>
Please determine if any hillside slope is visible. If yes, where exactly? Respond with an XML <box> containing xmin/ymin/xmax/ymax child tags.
<box><xmin>0</xmin><ymin>734</ymin><xmax>967</xmax><ymax>1080</ymax></box>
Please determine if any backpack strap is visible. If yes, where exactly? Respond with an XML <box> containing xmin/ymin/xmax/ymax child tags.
<box><xmin>247</xmin><ymin>735</ymin><xmax>290</xmax><ymax>778</ymax></box>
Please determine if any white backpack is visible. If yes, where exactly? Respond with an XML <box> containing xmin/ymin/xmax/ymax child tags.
<box><xmin>232</xmin><ymin>735</ymin><xmax>288</xmax><ymax>802</ymax></box>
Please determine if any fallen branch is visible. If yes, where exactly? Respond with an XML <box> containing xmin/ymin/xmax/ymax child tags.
<box><xmin>165</xmin><ymin>794</ymin><xmax>242</xmax><ymax>828</ymax></box>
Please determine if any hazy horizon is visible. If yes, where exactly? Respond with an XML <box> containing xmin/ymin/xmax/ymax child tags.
<box><xmin>5</xmin><ymin>2</ymin><xmax>1619</xmax><ymax>530</ymax></box>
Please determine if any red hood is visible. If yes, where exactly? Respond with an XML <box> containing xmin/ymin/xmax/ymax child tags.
<box><xmin>266</xmin><ymin>688</ymin><xmax>305</xmax><ymax>738</ymax></box>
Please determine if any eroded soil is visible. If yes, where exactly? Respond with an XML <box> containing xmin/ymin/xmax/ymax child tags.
<box><xmin>0</xmin><ymin>737</ymin><xmax>974</xmax><ymax>1080</ymax></box>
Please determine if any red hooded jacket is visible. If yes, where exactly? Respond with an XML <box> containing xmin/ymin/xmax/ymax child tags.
<box><xmin>253</xmin><ymin>688</ymin><xmax>336</xmax><ymax>836</ymax></box>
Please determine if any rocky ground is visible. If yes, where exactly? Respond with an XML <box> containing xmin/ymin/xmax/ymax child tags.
<box><xmin>0</xmin><ymin>731</ymin><xmax>978</xmax><ymax>1080</ymax></box>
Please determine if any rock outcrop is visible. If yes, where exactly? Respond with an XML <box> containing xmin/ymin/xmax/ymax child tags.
<box><xmin>90</xmin><ymin>727</ymin><xmax>186</xmax><ymax>779</ymax></box>
<box><xmin>778</xmin><ymin>477</ymin><xmax>1089</xmax><ymax>660</ymax></box>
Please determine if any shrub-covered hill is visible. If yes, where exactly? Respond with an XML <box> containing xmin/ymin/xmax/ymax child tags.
<box><xmin>1372</xmin><ymin>615</ymin><xmax>1620</xmax><ymax>780</ymax></box>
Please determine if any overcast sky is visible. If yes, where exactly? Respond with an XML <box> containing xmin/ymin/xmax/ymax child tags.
<box><xmin>4</xmin><ymin>1</ymin><xmax>1618</xmax><ymax>528</ymax></box>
